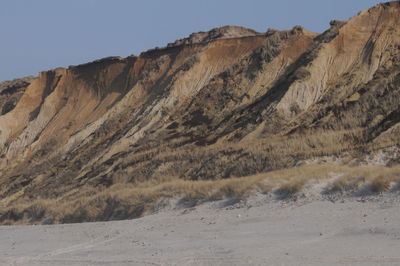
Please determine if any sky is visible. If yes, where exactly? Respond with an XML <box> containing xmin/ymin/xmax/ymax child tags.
<box><xmin>0</xmin><ymin>0</ymin><xmax>388</xmax><ymax>81</ymax></box>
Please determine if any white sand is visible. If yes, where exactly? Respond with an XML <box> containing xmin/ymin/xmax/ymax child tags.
<box><xmin>1</xmin><ymin>194</ymin><xmax>400</xmax><ymax>266</ymax></box>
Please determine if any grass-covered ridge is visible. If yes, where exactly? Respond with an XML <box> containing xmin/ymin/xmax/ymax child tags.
<box><xmin>1</xmin><ymin>164</ymin><xmax>400</xmax><ymax>225</ymax></box>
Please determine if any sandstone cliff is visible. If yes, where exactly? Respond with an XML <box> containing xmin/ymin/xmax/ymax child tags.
<box><xmin>1</xmin><ymin>2</ymin><xmax>399</xmax><ymax>224</ymax></box>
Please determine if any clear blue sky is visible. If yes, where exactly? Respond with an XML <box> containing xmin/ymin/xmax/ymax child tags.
<box><xmin>0</xmin><ymin>0</ymin><xmax>387</xmax><ymax>81</ymax></box>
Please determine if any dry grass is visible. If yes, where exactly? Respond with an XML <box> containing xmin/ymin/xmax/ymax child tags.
<box><xmin>324</xmin><ymin>165</ymin><xmax>400</xmax><ymax>193</ymax></box>
<box><xmin>1</xmin><ymin>163</ymin><xmax>400</xmax><ymax>225</ymax></box>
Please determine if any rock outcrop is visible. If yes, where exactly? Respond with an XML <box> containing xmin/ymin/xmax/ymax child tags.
<box><xmin>167</xmin><ymin>25</ymin><xmax>261</xmax><ymax>47</ymax></box>
<box><xmin>0</xmin><ymin>76</ymin><xmax>34</xmax><ymax>115</ymax></box>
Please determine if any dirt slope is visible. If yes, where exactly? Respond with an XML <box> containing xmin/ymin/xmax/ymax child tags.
<box><xmin>0</xmin><ymin>2</ymin><xmax>400</xmax><ymax>224</ymax></box>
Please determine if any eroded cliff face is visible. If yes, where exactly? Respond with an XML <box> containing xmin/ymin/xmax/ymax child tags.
<box><xmin>0</xmin><ymin>2</ymin><xmax>400</xmax><ymax>218</ymax></box>
<box><xmin>0</xmin><ymin>76</ymin><xmax>34</xmax><ymax>116</ymax></box>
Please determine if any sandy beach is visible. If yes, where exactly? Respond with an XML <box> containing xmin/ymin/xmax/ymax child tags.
<box><xmin>1</xmin><ymin>194</ymin><xmax>400</xmax><ymax>266</ymax></box>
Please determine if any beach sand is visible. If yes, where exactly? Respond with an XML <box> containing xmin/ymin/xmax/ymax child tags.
<box><xmin>1</xmin><ymin>194</ymin><xmax>400</xmax><ymax>266</ymax></box>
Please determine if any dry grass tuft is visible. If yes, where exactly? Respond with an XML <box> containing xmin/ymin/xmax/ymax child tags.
<box><xmin>275</xmin><ymin>179</ymin><xmax>307</xmax><ymax>198</ymax></box>
<box><xmin>368</xmin><ymin>173</ymin><xmax>398</xmax><ymax>193</ymax></box>
<box><xmin>326</xmin><ymin>176</ymin><xmax>366</xmax><ymax>193</ymax></box>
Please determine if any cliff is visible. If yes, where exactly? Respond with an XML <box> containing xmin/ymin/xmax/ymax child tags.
<box><xmin>1</xmin><ymin>2</ymin><xmax>400</xmax><ymax>224</ymax></box>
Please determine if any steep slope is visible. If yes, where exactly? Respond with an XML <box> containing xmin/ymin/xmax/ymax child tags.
<box><xmin>0</xmin><ymin>2</ymin><xmax>400</xmax><ymax>224</ymax></box>
<box><xmin>0</xmin><ymin>76</ymin><xmax>34</xmax><ymax>116</ymax></box>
